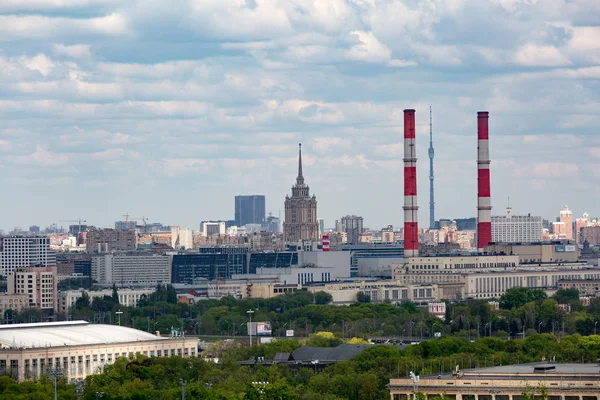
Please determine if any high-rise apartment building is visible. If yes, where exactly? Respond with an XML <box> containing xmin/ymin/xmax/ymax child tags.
<box><xmin>575</xmin><ymin>213</ymin><xmax>589</xmax><ymax>244</ymax></box>
<box><xmin>491</xmin><ymin>207</ymin><xmax>543</xmax><ymax>243</ymax></box>
<box><xmin>336</xmin><ymin>215</ymin><xmax>364</xmax><ymax>244</ymax></box>
<box><xmin>234</xmin><ymin>195</ymin><xmax>266</xmax><ymax>227</ymax></box>
<box><xmin>0</xmin><ymin>236</ymin><xmax>56</xmax><ymax>276</ymax></box>
<box><xmin>7</xmin><ymin>266</ymin><xmax>57</xmax><ymax>310</ymax></box>
<box><xmin>86</xmin><ymin>228</ymin><xmax>136</xmax><ymax>253</ymax></box>
<box><xmin>283</xmin><ymin>144</ymin><xmax>319</xmax><ymax>243</ymax></box>
<box><xmin>560</xmin><ymin>205</ymin><xmax>573</xmax><ymax>240</ymax></box>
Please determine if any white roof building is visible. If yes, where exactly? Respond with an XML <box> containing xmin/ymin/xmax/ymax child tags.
<box><xmin>0</xmin><ymin>321</ymin><xmax>197</xmax><ymax>381</ymax></box>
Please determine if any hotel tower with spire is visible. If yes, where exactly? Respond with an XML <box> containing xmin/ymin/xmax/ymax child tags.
<box><xmin>283</xmin><ymin>143</ymin><xmax>319</xmax><ymax>243</ymax></box>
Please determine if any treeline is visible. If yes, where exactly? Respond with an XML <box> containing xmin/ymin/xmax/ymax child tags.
<box><xmin>8</xmin><ymin>285</ymin><xmax>600</xmax><ymax>339</ymax></box>
<box><xmin>2</xmin><ymin>333</ymin><xmax>600</xmax><ymax>399</ymax></box>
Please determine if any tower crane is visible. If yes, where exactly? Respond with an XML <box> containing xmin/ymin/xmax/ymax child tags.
<box><xmin>59</xmin><ymin>218</ymin><xmax>87</xmax><ymax>234</ymax></box>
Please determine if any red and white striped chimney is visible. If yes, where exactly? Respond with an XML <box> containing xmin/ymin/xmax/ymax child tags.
<box><xmin>403</xmin><ymin>109</ymin><xmax>418</xmax><ymax>258</ymax></box>
<box><xmin>477</xmin><ymin>111</ymin><xmax>492</xmax><ymax>252</ymax></box>
<box><xmin>322</xmin><ymin>235</ymin><xmax>330</xmax><ymax>252</ymax></box>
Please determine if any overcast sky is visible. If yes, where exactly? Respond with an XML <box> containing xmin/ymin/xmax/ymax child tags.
<box><xmin>0</xmin><ymin>0</ymin><xmax>599</xmax><ymax>231</ymax></box>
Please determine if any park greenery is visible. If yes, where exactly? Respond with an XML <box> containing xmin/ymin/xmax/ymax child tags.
<box><xmin>5</xmin><ymin>284</ymin><xmax>600</xmax><ymax>339</ymax></box>
<box><xmin>1</xmin><ymin>286</ymin><xmax>600</xmax><ymax>398</ymax></box>
<box><xmin>1</xmin><ymin>332</ymin><xmax>600</xmax><ymax>399</ymax></box>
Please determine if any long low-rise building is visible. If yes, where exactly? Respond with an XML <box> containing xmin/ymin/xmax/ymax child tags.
<box><xmin>0</xmin><ymin>321</ymin><xmax>197</xmax><ymax>381</ymax></box>
<box><xmin>92</xmin><ymin>253</ymin><xmax>171</xmax><ymax>286</ymax></box>
<box><xmin>58</xmin><ymin>288</ymin><xmax>156</xmax><ymax>314</ymax></box>
<box><xmin>389</xmin><ymin>363</ymin><xmax>600</xmax><ymax>400</ymax></box>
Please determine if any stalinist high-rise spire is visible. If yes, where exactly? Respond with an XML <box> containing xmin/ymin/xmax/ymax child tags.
<box><xmin>297</xmin><ymin>143</ymin><xmax>304</xmax><ymax>185</ymax></box>
<box><xmin>429</xmin><ymin>106</ymin><xmax>435</xmax><ymax>230</ymax></box>
<box><xmin>283</xmin><ymin>143</ymin><xmax>319</xmax><ymax>243</ymax></box>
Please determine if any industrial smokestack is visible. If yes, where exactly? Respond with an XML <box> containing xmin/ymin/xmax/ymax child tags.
<box><xmin>403</xmin><ymin>109</ymin><xmax>418</xmax><ymax>258</ymax></box>
<box><xmin>477</xmin><ymin>111</ymin><xmax>492</xmax><ymax>252</ymax></box>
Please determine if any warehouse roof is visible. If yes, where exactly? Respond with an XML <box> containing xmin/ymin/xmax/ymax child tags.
<box><xmin>0</xmin><ymin>321</ymin><xmax>166</xmax><ymax>349</ymax></box>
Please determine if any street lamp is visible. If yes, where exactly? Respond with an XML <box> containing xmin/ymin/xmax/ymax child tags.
<box><xmin>115</xmin><ymin>309</ymin><xmax>123</xmax><ymax>326</ymax></box>
<box><xmin>180</xmin><ymin>379</ymin><xmax>187</xmax><ymax>400</ymax></box>
<box><xmin>46</xmin><ymin>367</ymin><xmax>63</xmax><ymax>400</ymax></box>
<box><xmin>595</xmin><ymin>321</ymin><xmax>598</xmax><ymax>335</ymax></box>
<box><xmin>538</xmin><ymin>321</ymin><xmax>542</xmax><ymax>334</ymax></box>
<box><xmin>247</xmin><ymin>310</ymin><xmax>255</xmax><ymax>347</ymax></box>
<box><xmin>75</xmin><ymin>379</ymin><xmax>84</xmax><ymax>400</ymax></box>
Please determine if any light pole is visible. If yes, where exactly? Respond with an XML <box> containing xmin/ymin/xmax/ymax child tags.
<box><xmin>595</xmin><ymin>321</ymin><xmax>598</xmax><ymax>335</ymax></box>
<box><xmin>46</xmin><ymin>367</ymin><xmax>63</xmax><ymax>400</ymax></box>
<box><xmin>247</xmin><ymin>310</ymin><xmax>254</xmax><ymax>347</ymax></box>
<box><xmin>116</xmin><ymin>309</ymin><xmax>123</xmax><ymax>326</ymax></box>
<box><xmin>180</xmin><ymin>379</ymin><xmax>187</xmax><ymax>400</ymax></box>
<box><xmin>538</xmin><ymin>321</ymin><xmax>542</xmax><ymax>334</ymax></box>
<box><xmin>75</xmin><ymin>378</ymin><xmax>84</xmax><ymax>400</ymax></box>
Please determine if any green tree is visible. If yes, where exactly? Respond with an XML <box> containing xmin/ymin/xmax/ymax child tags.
<box><xmin>112</xmin><ymin>283</ymin><xmax>120</xmax><ymax>305</ymax></box>
<box><xmin>500</xmin><ymin>287</ymin><xmax>546</xmax><ymax>310</ymax></box>
<box><xmin>356</xmin><ymin>292</ymin><xmax>371</xmax><ymax>303</ymax></box>
<box><xmin>75</xmin><ymin>291</ymin><xmax>91</xmax><ymax>310</ymax></box>
<box><xmin>313</xmin><ymin>291</ymin><xmax>333</xmax><ymax>305</ymax></box>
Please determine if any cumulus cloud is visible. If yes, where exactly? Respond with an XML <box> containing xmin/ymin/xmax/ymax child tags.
<box><xmin>0</xmin><ymin>0</ymin><xmax>598</xmax><ymax>229</ymax></box>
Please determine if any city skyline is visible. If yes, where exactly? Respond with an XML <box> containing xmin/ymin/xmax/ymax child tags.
<box><xmin>0</xmin><ymin>1</ymin><xmax>598</xmax><ymax>230</ymax></box>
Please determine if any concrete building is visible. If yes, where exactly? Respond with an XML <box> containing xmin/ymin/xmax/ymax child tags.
<box><xmin>336</xmin><ymin>215</ymin><xmax>364</xmax><ymax>244</ymax></box>
<box><xmin>581</xmin><ymin>226</ymin><xmax>600</xmax><ymax>246</ymax></box>
<box><xmin>58</xmin><ymin>288</ymin><xmax>155</xmax><ymax>314</ymax></box>
<box><xmin>491</xmin><ymin>207</ymin><xmax>542</xmax><ymax>243</ymax></box>
<box><xmin>92</xmin><ymin>254</ymin><xmax>171</xmax><ymax>286</ymax></box>
<box><xmin>0</xmin><ymin>321</ymin><xmax>197</xmax><ymax>381</ymax></box>
<box><xmin>283</xmin><ymin>144</ymin><xmax>319</xmax><ymax>243</ymax></box>
<box><xmin>86</xmin><ymin>229</ymin><xmax>136</xmax><ymax>253</ymax></box>
<box><xmin>484</xmin><ymin>241</ymin><xmax>578</xmax><ymax>263</ymax></box>
<box><xmin>200</xmin><ymin>221</ymin><xmax>226</xmax><ymax>237</ymax></box>
<box><xmin>464</xmin><ymin>267</ymin><xmax>600</xmax><ymax>299</ymax></box>
<box><xmin>560</xmin><ymin>204</ymin><xmax>573</xmax><ymax>240</ymax></box>
<box><xmin>7</xmin><ymin>266</ymin><xmax>58</xmax><ymax>311</ymax></box>
<box><xmin>0</xmin><ymin>293</ymin><xmax>30</xmax><ymax>315</ymax></box>
<box><xmin>557</xmin><ymin>278</ymin><xmax>600</xmax><ymax>296</ymax></box>
<box><xmin>235</xmin><ymin>195</ymin><xmax>266</xmax><ymax>227</ymax></box>
<box><xmin>233</xmin><ymin>251</ymin><xmax>351</xmax><ymax>285</ymax></box>
<box><xmin>1</xmin><ymin>236</ymin><xmax>56</xmax><ymax>276</ymax></box>
<box><xmin>171</xmin><ymin>227</ymin><xmax>193</xmax><ymax>250</ymax></box>
<box><xmin>389</xmin><ymin>363</ymin><xmax>600</xmax><ymax>400</ymax></box>
<box><xmin>306</xmin><ymin>280</ymin><xmax>441</xmax><ymax>304</ymax></box>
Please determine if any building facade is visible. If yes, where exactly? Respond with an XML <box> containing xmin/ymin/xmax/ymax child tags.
<box><xmin>234</xmin><ymin>195</ymin><xmax>266</xmax><ymax>227</ymax></box>
<box><xmin>0</xmin><ymin>321</ymin><xmax>197</xmax><ymax>381</ymax></box>
<box><xmin>581</xmin><ymin>226</ymin><xmax>600</xmax><ymax>246</ymax></box>
<box><xmin>283</xmin><ymin>144</ymin><xmax>319</xmax><ymax>243</ymax></box>
<box><xmin>58</xmin><ymin>288</ymin><xmax>155</xmax><ymax>314</ymax></box>
<box><xmin>7</xmin><ymin>266</ymin><xmax>58</xmax><ymax>311</ymax></box>
<box><xmin>171</xmin><ymin>248</ymin><xmax>250</xmax><ymax>284</ymax></box>
<box><xmin>0</xmin><ymin>236</ymin><xmax>56</xmax><ymax>276</ymax></box>
<box><xmin>200</xmin><ymin>221</ymin><xmax>226</xmax><ymax>237</ymax></box>
<box><xmin>92</xmin><ymin>254</ymin><xmax>171</xmax><ymax>286</ymax></box>
<box><xmin>86</xmin><ymin>229</ymin><xmax>136</xmax><ymax>253</ymax></box>
<box><xmin>389</xmin><ymin>363</ymin><xmax>600</xmax><ymax>400</ymax></box>
<box><xmin>336</xmin><ymin>215</ymin><xmax>364</xmax><ymax>244</ymax></box>
<box><xmin>491</xmin><ymin>208</ymin><xmax>542</xmax><ymax>243</ymax></box>
<box><xmin>560</xmin><ymin>204</ymin><xmax>573</xmax><ymax>240</ymax></box>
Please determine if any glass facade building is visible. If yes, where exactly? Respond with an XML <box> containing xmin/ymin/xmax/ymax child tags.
<box><xmin>234</xmin><ymin>195</ymin><xmax>266</xmax><ymax>227</ymax></box>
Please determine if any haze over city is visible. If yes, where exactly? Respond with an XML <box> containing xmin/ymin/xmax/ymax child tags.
<box><xmin>1</xmin><ymin>0</ymin><xmax>599</xmax><ymax>231</ymax></box>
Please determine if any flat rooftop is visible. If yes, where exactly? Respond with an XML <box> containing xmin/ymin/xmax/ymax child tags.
<box><xmin>0</xmin><ymin>321</ymin><xmax>166</xmax><ymax>349</ymax></box>
<box><xmin>415</xmin><ymin>363</ymin><xmax>600</xmax><ymax>381</ymax></box>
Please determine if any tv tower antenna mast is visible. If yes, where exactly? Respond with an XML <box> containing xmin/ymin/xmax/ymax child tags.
<box><xmin>428</xmin><ymin>106</ymin><xmax>435</xmax><ymax>230</ymax></box>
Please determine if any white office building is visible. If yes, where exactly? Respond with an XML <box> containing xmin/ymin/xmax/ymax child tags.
<box><xmin>200</xmin><ymin>221</ymin><xmax>226</xmax><ymax>237</ymax></box>
<box><xmin>92</xmin><ymin>254</ymin><xmax>171</xmax><ymax>286</ymax></box>
<box><xmin>58</xmin><ymin>288</ymin><xmax>156</xmax><ymax>314</ymax></box>
<box><xmin>491</xmin><ymin>207</ymin><xmax>543</xmax><ymax>243</ymax></box>
<box><xmin>1</xmin><ymin>236</ymin><xmax>56</xmax><ymax>276</ymax></box>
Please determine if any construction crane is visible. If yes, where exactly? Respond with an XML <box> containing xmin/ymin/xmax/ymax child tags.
<box><xmin>130</xmin><ymin>216</ymin><xmax>149</xmax><ymax>233</ymax></box>
<box><xmin>59</xmin><ymin>219</ymin><xmax>87</xmax><ymax>235</ymax></box>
